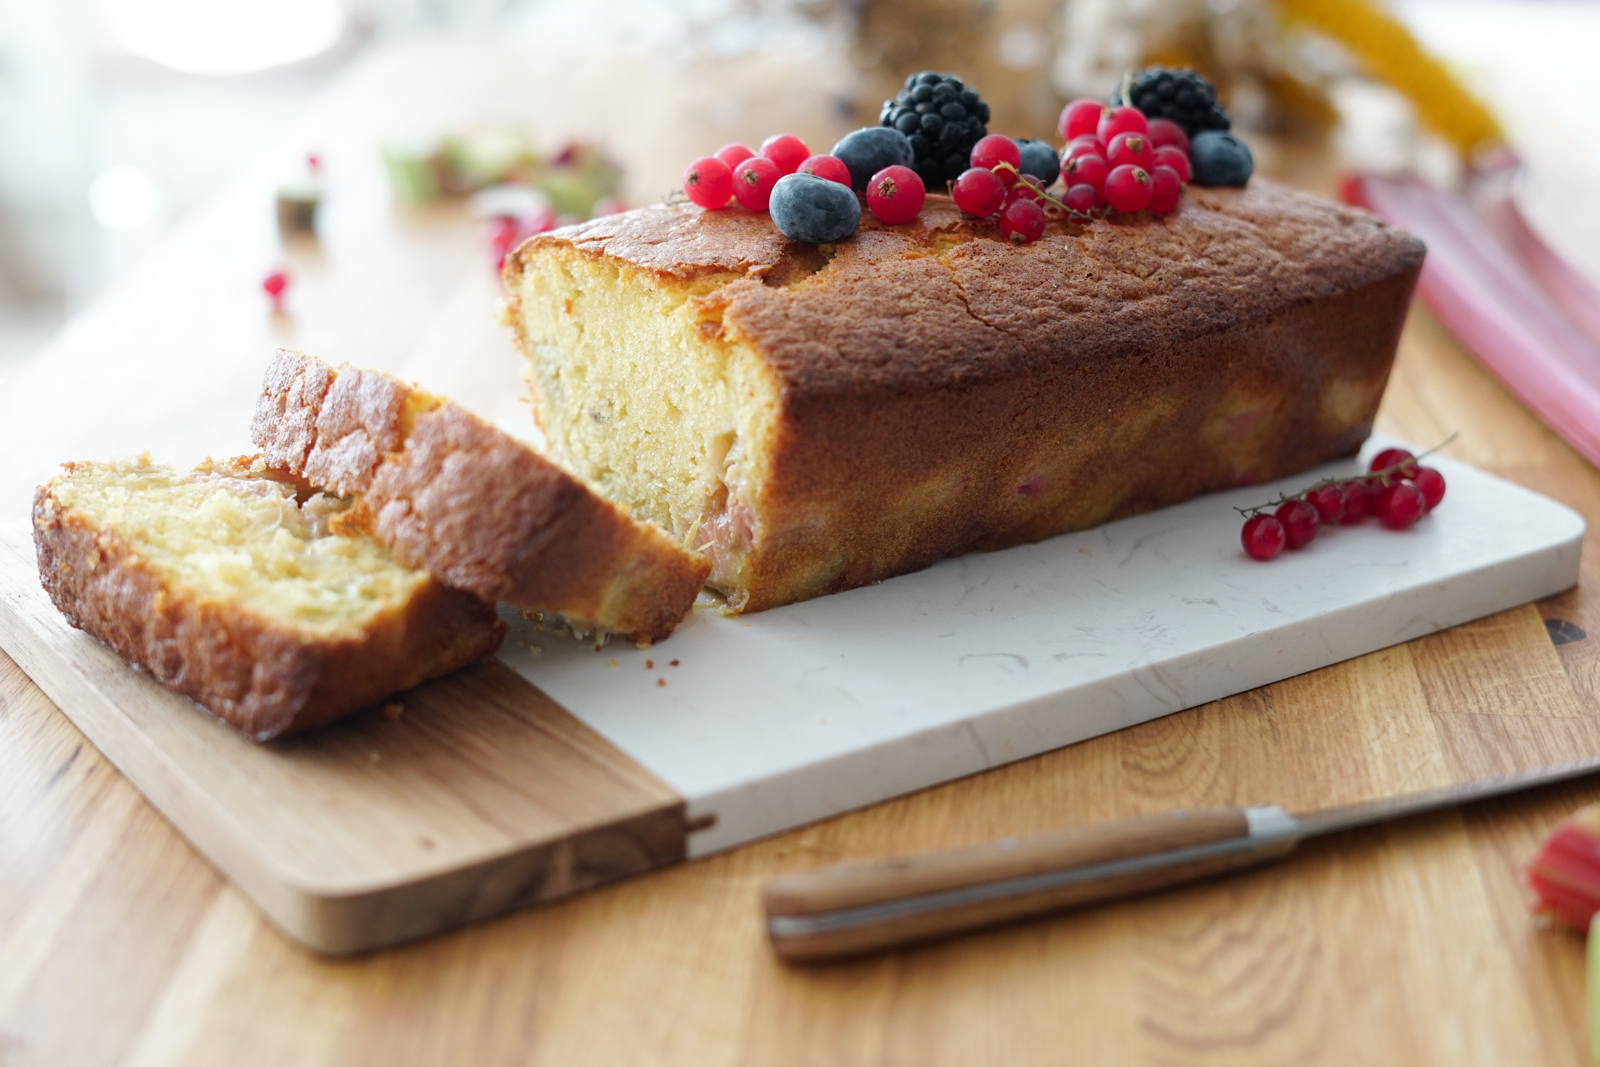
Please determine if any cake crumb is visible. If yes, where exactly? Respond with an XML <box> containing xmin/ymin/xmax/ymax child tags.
<box><xmin>525</xmin><ymin>643</ymin><xmax>543</xmax><ymax>656</ymax></box>
<box><xmin>656</xmin><ymin>678</ymin><xmax>666</xmax><ymax>687</ymax></box>
<box><xmin>670</xmin><ymin>659</ymin><xmax>679</xmax><ymax>667</ymax></box>
<box><xmin>607</xmin><ymin>658</ymin><xmax>618</xmax><ymax>668</ymax></box>
<box><xmin>381</xmin><ymin>702</ymin><xmax>404</xmax><ymax>722</ymax></box>
<box><xmin>646</xmin><ymin>659</ymin><xmax>654</xmax><ymax>669</ymax></box>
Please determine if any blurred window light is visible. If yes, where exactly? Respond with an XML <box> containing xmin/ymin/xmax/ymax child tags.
<box><xmin>89</xmin><ymin>166</ymin><xmax>158</xmax><ymax>229</ymax></box>
<box><xmin>107</xmin><ymin>0</ymin><xmax>344</xmax><ymax>76</ymax></box>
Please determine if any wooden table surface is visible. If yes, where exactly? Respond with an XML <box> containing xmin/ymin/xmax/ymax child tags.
<box><xmin>5</xmin><ymin>39</ymin><xmax>1600</xmax><ymax>1067</ymax></box>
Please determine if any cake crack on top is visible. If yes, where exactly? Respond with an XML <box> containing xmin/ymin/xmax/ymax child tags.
<box><xmin>503</xmin><ymin>179</ymin><xmax>1424</xmax><ymax>613</ymax></box>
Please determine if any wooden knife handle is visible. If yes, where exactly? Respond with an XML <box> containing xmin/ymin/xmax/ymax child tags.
<box><xmin>764</xmin><ymin>807</ymin><xmax>1300</xmax><ymax>963</ymax></box>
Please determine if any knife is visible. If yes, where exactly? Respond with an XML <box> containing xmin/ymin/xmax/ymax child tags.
<box><xmin>764</xmin><ymin>753</ymin><xmax>1600</xmax><ymax>963</ymax></box>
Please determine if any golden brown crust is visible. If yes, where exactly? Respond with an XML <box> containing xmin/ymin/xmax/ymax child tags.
<box><xmin>507</xmin><ymin>180</ymin><xmax>1426</xmax><ymax>613</ymax></box>
<box><xmin>32</xmin><ymin>472</ymin><xmax>506</xmax><ymax>741</ymax></box>
<box><xmin>252</xmin><ymin>351</ymin><xmax>710</xmax><ymax>644</ymax></box>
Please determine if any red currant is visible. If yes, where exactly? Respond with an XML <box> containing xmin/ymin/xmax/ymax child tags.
<box><xmin>760</xmin><ymin>134</ymin><xmax>810</xmax><ymax>176</ymax></box>
<box><xmin>1410</xmin><ymin>467</ymin><xmax>1446</xmax><ymax>510</ymax></box>
<box><xmin>1104</xmin><ymin>165</ymin><xmax>1153</xmax><ymax>212</ymax></box>
<box><xmin>1153</xmin><ymin>145</ymin><xmax>1190</xmax><ymax>183</ymax></box>
<box><xmin>714</xmin><ymin>143</ymin><xmax>755</xmax><ymax>170</ymax></box>
<box><xmin>1006</xmin><ymin>175</ymin><xmax>1045</xmax><ymax>205</ymax></box>
<box><xmin>683</xmin><ymin>156</ymin><xmax>733</xmax><ymax>209</ymax></box>
<box><xmin>970</xmin><ymin>134</ymin><xmax>1022</xmax><ymax>178</ymax></box>
<box><xmin>1375</xmin><ymin>481</ymin><xmax>1426</xmax><ymax>529</ymax></box>
<box><xmin>798</xmin><ymin>154</ymin><xmax>852</xmax><ymax>187</ymax></box>
<box><xmin>1242</xmin><ymin>513</ymin><xmax>1287</xmax><ymax>561</ymax></box>
<box><xmin>1148</xmin><ymin>165</ymin><xmax>1182</xmax><ymax>213</ymax></box>
<box><xmin>1370</xmin><ymin>448</ymin><xmax>1416</xmax><ymax>476</ymax></box>
<box><xmin>262</xmin><ymin>270</ymin><xmax>288</xmax><ymax>310</ymax></box>
<box><xmin>1107</xmin><ymin>132</ymin><xmax>1155</xmax><ymax>171</ymax></box>
<box><xmin>1059</xmin><ymin>98</ymin><xmax>1104</xmax><ymax>142</ymax></box>
<box><xmin>1146</xmin><ymin>118</ymin><xmax>1191</xmax><ymax>155</ymax></box>
<box><xmin>1061</xmin><ymin>153</ymin><xmax>1109</xmax><ymax>193</ymax></box>
<box><xmin>1339</xmin><ymin>479</ymin><xmax>1373</xmax><ymax>524</ymax></box>
<box><xmin>1306</xmin><ymin>483</ymin><xmax>1346</xmax><ymax>524</ymax></box>
<box><xmin>1064</xmin><ymin>135</ymin><xmax>1105</xmax><ymax>163</ymax></box>
<box><xmin>1276</xmin><ymin>498</ymin><xmax>1320</xmax><ymax>548</ymax></box>
<box><xmin>731</xmin><ymin>155</ymin><xmax>780</xmax><ymax>211</ymax></box>
<box><xmin>1097</xmin><ymin>105</ymin><xmax>1148</xmax><ymax>146</ymax></box>
<box><xmin>998</xmin><ymin>198</ymin><xmax>1045</xmax><ymax>245</ymax></box>
<box><xmin>1063</xmin><ymin>183</ymin><xmax>1105</xmax><ymax>215</ymax></box>
<box><xmin>952</xmin><ymin>166</ymin><xmax>1007</xmax><ymax>216</ymax></box>
<box><xmin>866</xmin><ymin>165</ymin><xmax>925</xmax><ymax>224</ymax></box>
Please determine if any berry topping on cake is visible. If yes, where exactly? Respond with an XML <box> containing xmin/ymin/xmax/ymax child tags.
<box><xmin>1058</xmin><ymin>97</ymin><xmax>1104</xmax><ymax>142</ymax></box>
<box><xmin>1062</xmin><ymin>152</ymin><xmax>1109</xmax><ymax>193</ymax></box>
<box><xmin>969</xmin><ymin>134</ymin><xmax>1021</xmax><ymax>181</ymax></box>
<box><xmin>1097</xmin><ymin>105</ymin><xmax>1148</xmax><ymax>146</ymax></box>
<box><xmin>731</xmin><ymin>155</ymin><xmax>781</xmax><ymax>211</ymax></box>
<box><xmin>1015</xmin><ymin>138</ymin><xmax>1060</xmax><ymax>186</ymax></box>
<box><xmin>1147</xmin><ymin>165</ymin><xmax>1182</xmax><ymax>213</ymax></box>
<box><xmin>683</xmin><ymin>156</ymin><xmax>733</xmax><ymax>209</ymax></box>
<box><xmin>1106</xmin><ymin>131</ymin><xmax>1155</xmax><ymax>171</ymax></box>
<box><xmin>797</xmin><ymin>154</ymin><xmax>852</xmax><ymax>187</ymax></box>
<box><xmin>866</xmin><ymin>165</ymin><xmax>925</xmax><ymax>224</ymax></box>
<box><xmin>951</xmin><ymin>166</ymin><xmax>1006</xmax><ymax>217</ymax></box>
<box><xmin>769</xmin><ymin>172</ymin><xmax>861</xmax><ymax>243</ymax></box>
<box><xmin>998</xmin><ymin>197</ymin><xmax>1045</xmax><ymax>245</ymax></box>
<box><xmin>1063</xmin><ymin>183</ymin><xmax>1105</xmax><ymax>214</ymax></box>
<box><xmin>831</xmin><ymin>127</ymin><xmax>916</xmax><ymax>192</ymax></box>
<box><xmin>880</xmin><ymin>71</ymin><xmax>990</xmax><ymax>190</ymax></box>
<box><xmin>1113</xmin><ymin>67</ymin><xmax>1231</xmax><ymax>138</ymax></box>
<box><xmin>1104</xmin><ymin>164</ymin><xmax>1153</xmax><ymax>212</ymax></box>
<box><xmin>1190</xmin><ymin>130</ymin><xmax>1254</xmax><ymax>187</ymax></box>
<box><xmin>714</xmin><ymin>143</ymin><xmax>755</xmax><ymax>170</ymax></box>
<box><xmin>760</xmin><ymin>134</ymin><xmax>810</xmax><ymax>176</ymax></box>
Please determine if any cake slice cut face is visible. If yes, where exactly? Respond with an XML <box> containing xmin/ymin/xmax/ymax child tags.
<box><xmin>503</xmin><ymin>179</ymin><xmax>1427</xmax><ymax>613</ymax></box>
<box><xmin>251</xmin><ymin>350</ymin><xmax>710</xmax><ymax>645</ymax></box>
<box><xmin>33</xmin><ymin>454</ymin><xmax>505</xmax><ymax>740</ymax></box>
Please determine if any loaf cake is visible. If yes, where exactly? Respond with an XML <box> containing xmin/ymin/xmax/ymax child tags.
<box><xmin>252</xmin><ymin>350</ymin><xmax>710</xmax><ymax>645</ymax></box>
<box><xmin>502</xmin><ymin>177</ymin><xmax>1426</xmax><ymax>612</ymax></box>
<box><xmin>33</xmin><ymin>454</ymin><xmax>505</xmax><ymax>740</ymax></box>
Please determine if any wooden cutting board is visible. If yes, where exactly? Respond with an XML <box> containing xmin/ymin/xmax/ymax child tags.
<box><xmin>0</xmin><ymin>441</ymin><xmax>1583</xmax><ymax>953</ymax></box>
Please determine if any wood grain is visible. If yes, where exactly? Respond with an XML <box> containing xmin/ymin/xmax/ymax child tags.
<box><xmin>0</xmin><ymin>523</ymin><xmax>686</xmax><ymax>955</ymax></box>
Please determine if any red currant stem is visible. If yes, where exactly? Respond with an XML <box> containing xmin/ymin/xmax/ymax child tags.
<box><xmin>989</xmin><ymin>162</ymin><xmax>1107</xmax><ymax>226</ymax></box>
<box><xmin>663</xmin><ymin>188</ymin><xmax>690</xmax><ymax>206</ymax></box>
<box><xmin>1118</xmin><ymin>70</ymin><xmax>1136</xmax><ymax>107</ymax></box>
<box><xmin>1231</xmin><ymin>432</ymin><xmax>1459</xmax><ymax>516</ymax></box>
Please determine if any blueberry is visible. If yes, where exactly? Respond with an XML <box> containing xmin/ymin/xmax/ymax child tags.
<box><xmin>830</xmin><ymin>127</ymin><xmax>916</xmax><ymax>192</ymax></box>
<box><xmin>769</xmin><ymin>173</ymin><xmax>861</xmax><ymax>244</ymax></box>
<box><xmin>1190</xmin><ymin>130</ymin><xmax>1253</xmax><ymax>187</ymax></box>
<box><xmin>1015</xmin><ymin>138</ymin><xmax>1059</xmax><ymax>186</ymax></box>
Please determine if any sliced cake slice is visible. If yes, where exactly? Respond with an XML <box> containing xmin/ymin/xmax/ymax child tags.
<box><xmin>33</xmin><ymin>454</ymin><xmax>506</xmax><ymax>741</ymax></box>
<box><xmin>251</xmin><ymin>349</ymin><xmax>710</xmax><ymax>645</ymax></box>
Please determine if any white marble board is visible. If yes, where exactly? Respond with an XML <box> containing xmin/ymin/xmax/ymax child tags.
<box><xmin>495</xmin><ymin>437</ymin><xmax>1585</xmax><ymax>856</ymax></box>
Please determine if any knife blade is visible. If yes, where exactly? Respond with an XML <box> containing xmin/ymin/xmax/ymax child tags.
<box><xmin>763</xmin><ymin>752</ymin><xmax>1600</xmax><ymax>963</ymax></box>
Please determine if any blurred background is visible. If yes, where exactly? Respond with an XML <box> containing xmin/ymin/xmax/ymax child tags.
<box><xmin>1</xmin><ymin>0</ymin><xmax>1598</xmax><ymax>395</ymax></box>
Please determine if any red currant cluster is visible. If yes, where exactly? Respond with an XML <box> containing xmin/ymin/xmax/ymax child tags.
<box><xmin>1237</xmin><ymin>447</ymin><xmax>1449</xmax><ymax>562</ymax></box>
<box><xmin>683</xmin><ymin>135</ymin><xmax>925</xmax><ymax>224</ymax></box>
<box><xmin>950</xmin><ymin>136</ymin><xmax>1058</xmax><ymax>244</ymax></box>
<box><xmin>1057</xmin><ymin>101</ymin><xmax>1188</xmax><ymax>214</ymax></box>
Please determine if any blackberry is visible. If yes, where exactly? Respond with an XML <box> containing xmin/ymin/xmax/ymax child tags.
<box><xmin>880</xmin><ymin>71</ymin><xmax>990</xmax><ymax>191</ymax></box>
<box><xmin>1111</xmin><ymin>67</ymin><xmax>1230</xmax><ymax>139</ymax></box>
